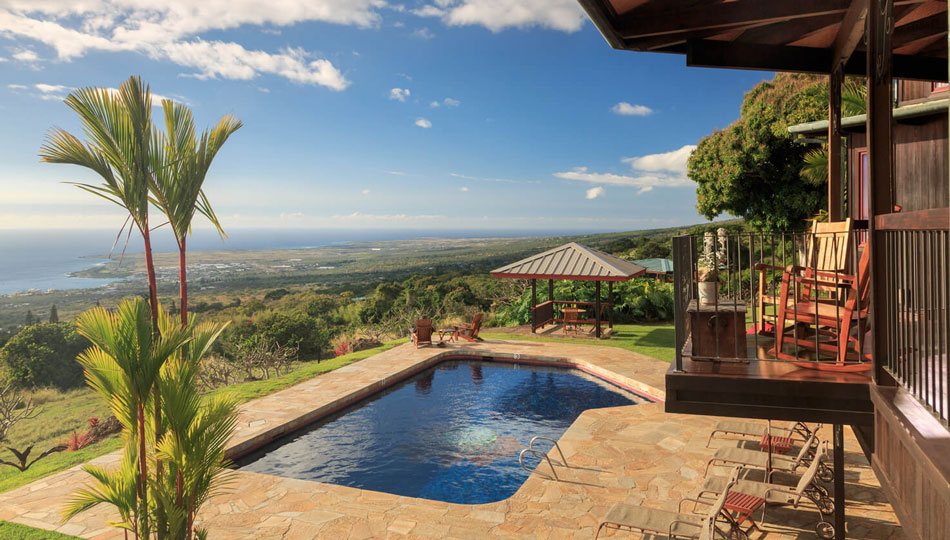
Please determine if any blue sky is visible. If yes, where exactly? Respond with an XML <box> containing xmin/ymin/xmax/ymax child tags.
<box><xmin>0</xmin><ymin>1</ymin><xmax>768</xmax><ymax>233</ymax></box>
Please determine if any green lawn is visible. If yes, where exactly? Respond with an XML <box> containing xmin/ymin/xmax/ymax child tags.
<box><xmin>0</xmin><ymin>521</ymin><xmax>80</xmax><ymax>539</ymax></box>
<box><xmin>0</xmin><ymin>339</ymin><xmax>407</xmax><ymax>494</ymax></box>
<box><xmin>482</xmin><ymin>322</ymin><xmax>675</xmax><ymax>363</ymax></box>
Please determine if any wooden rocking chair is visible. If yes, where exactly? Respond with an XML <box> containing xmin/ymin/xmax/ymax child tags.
<box><xmin>768</xmin><ymin>246</ymin><xmax>871</xmax><ymax>371</ymax></box>
<box><xmin>756</xmin><ymin>219</ymin><xmax>852</xmax><ymax>334</ymax></box>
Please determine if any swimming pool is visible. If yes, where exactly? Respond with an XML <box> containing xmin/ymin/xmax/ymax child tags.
<box><xmin>236</xmin><ymin>357</ymin><xmax>642</xmax><ymax>504</ymax></box>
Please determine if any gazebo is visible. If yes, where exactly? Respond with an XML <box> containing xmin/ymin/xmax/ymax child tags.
<box><xmin>491</xmin><ymin>242</ymin><xmax>646</xmax><ymax>338</ymax></box>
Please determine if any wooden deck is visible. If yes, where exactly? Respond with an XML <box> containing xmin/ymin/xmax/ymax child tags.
<box><xmin>668</xmin><ymin>336</ymin><xmax>874</xmax><ymax>426</ymax></box>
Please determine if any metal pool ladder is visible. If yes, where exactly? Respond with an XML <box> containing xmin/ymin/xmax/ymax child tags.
<box><xmin>519</xmin><ymin>436</ymin><xmax>568</xmax><ymax>481</ymax></box>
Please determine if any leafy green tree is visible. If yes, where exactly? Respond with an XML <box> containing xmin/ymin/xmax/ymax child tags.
<box><xmin>48</xmin><ymin>304</ymin><xmax>59</xmax><ymax>323</ymax></box>
<box><xmin>688</xmin><ymin>73</ymin><xmax>830</xmax><ymax>231</ymax></box>
<box><xmin>0</xmin><ymin>323</ymin><xmax>89</xmax><ymax>389</ymax></box>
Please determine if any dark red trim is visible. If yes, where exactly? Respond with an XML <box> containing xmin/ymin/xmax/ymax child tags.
<box><xmin>874</xmin><ymin>207</ymin><xmax>949</xmax><ymax>230</ymax></box>
<box><xmin>491</xmin><ymin>270</ymin><xmax>645</xmax><ymax>282</ymax></box>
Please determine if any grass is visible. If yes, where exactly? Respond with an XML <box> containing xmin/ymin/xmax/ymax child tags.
<box><xmin>0</xmin><ymin>339</ymin><xmax>406</xmax><ymax>495</ymax></box>
<box><xmin>0</xmin><ymin>521</ymin><xmax>80</xmax><ymax>539</ymax></box>
<box><xmin>482</xmin><ymin>322</ymin><xmax>675</xmax><ymax>363</ymax></box>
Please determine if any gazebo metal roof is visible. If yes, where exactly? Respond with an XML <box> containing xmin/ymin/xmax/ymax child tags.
<box><xmin>490</xmin><ymin>242</ymin><xmax>646</xmax><ymax>282</ymax></box>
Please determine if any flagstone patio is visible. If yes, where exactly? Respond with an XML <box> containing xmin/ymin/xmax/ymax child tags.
<box><xmin>0</xmin><ymin>339</ymin><xmax>904</xmax><ymax>539</ymax></box>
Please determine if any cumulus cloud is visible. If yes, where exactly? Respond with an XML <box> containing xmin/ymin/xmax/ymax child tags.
<box><xmin>389</xmin><ymin>87</ymin><xmax>410</xmax><ymax>101</ymax></box>
<box><xmin>414</xmin><ymin>117</ymin><xmax>432</xmax><ymax>128</ymax></box>
<box><xmin>430</xmin><ymin>97</ymin><xmax>460</xmax><ymax>107</ymax></box>
<box><xmin>611</xmin><ymin>102</ymin><xmax>653</xmax><ymax>116</ymax></box>
<box><xmin>555</xmin><ymin>145</ymin><xmax>697</xmax><ymax>194</ymax></box>
<box><xmin>412</xmin><ymin>0</ymin><xmax>586</xmax><ymax>32</ymax></box>
<box><xmin>0</xmin><ymin>2</ymin><xmax>359</xmax><ymax>89</ymax></box>
<box><xmin>621</xmin><ymin>144</ymin><xmax>695</xmax><ymax>176</ymax></box>
<box><xmin>585</xmin><ymin>186</ymin><xmax>605</xmax><ymax>199</ymax></box>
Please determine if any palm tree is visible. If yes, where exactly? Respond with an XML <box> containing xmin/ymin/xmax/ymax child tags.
<box><xmin>72</xmin><ymin>299</ymin><xmax>191</xmax><ymax>538</ymax></box>
<box><xmin>40</xmin><ymin>76</ymin><xmax>162</xmax><ymax>324</ymax></box>
<box><xmin>150</xmin><ymin>101</ymin><xmax>242</xmax><ymax>327</ymax></box>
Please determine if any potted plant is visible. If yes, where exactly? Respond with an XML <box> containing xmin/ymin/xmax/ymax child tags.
<box><xmin>697</xmin><ymin>228</ymin><xmax>728</xmax><ymax>304</ymax></box>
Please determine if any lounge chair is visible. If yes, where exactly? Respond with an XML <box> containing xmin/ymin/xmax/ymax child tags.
<box><xmin>705</xmin><ymin>432</ymin><xmax>831</xmax><ymax>482</ymax></box>
<box><xmin>756</xmin><ymin>219</ymin><xmax>852</xmax><ymax>333</ymax></box>
<box><xmin>699</xmin><ymin>443</ymin><xmax>835</xmax><ymax>539</ymax></box>
<box><xmin>706</xmin><ymin>420</ymin><xmax>815</xmax><ymax>448</ymax></box>
<box><xmin>410</xmin><ymin>319</ymin><xmax>434</xmax><ymax>348</ymax></box>
<box><xmin>455</xmin><ymin>313</ymin><xmax>483</xmax><ymax>342</ymax></box>
<box><xmin>770</xmin><ymin>245</ymin><xmax>871</xmax><ymax>370</ymax></box>
<box><xmin>595</xmin><ymin>469</ymin><xmax>742</xmax><ymax>540</ymax></box>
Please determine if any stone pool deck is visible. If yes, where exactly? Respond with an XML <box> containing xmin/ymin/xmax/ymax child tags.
<box><xmin>0</xmin><ymin>339</ymin><xmax>903</xmax><ymax>539</ymax></box>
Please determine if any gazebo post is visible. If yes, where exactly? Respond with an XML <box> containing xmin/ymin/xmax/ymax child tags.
<box><xmin>531</xmin><ymin>279</ymin><xmax>537</xmax><ymax>334</ymax></box>
<box><xmin>594</xmin><ymin>280</ymin><xmax>602</xmax><ymax>338</ymax></box>
<box><xmin>548</xmin><ymin>279</ymin><xmax>555</xmax><ymax>329</ymax></box>
<box><xmin>608</xmin><ymin>281</ymin><xmax>614</xmax><ymax>329</ymax></box>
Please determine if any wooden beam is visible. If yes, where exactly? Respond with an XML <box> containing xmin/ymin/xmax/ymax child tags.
<box><xmin>829</xmin><ymin>65</ymin><xmax>844</xmax><ymax>222</ymax></box>
<box><xmin>685</xmin><ymin>39</ymin><xmax>948</xmax><ymax>81</ymax></box>
<box><xmin>892</xmin><ymin>12</ymin><xmax>948</xmax><ymax>48</ymax></box>
<box><xmin>736</xmin><ymin>13</ymin><xmax>844</xmax><ymax>46</ymax></box>
<box><xmin>616</xmin><ymin>0</ymin><xmax>851</xmax><ymax>39</ymax></box>
<box><xmin>866</xmin><ymin>0</ymin><xmax>895</xmax><ymax>386</ymax></box>
<box><xmin>874</xmin><ymin>207</ymin><xmax>949</xmax><ymax>229</ymax></box>
<box><xmin>832</xmin><ymin>0</ymin><xmax>870</xmax><ymax>66</ymax></box>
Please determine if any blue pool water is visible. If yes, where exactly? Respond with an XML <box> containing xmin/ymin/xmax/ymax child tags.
<box><xmin>236</xmin><ymin>358</ymin><xmax>641</xmax><ymax>504</ymax></box>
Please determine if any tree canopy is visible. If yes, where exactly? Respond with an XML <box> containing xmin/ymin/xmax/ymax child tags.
<box><xmin>688</xmin><ymin>73</ymin><xmax>830</xmax><ymax>231</ymax></box>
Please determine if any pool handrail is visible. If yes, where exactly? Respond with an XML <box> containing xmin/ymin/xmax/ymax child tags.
<box><xmin>529</xmin><ymin>436</ymin><xmax>568</xmax><ymax>467</ymax></box>
<box><xmin>519</xmin><ymin>448</ymin><xmax>559</xmax><ymax>481</ymax></box>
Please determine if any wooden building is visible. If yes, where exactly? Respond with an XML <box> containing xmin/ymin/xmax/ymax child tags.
<box><xmin>789</xmin><ymin>80</ymin><xmax>950</xmax><ymax>227</ymax></box>
<box><xmin>577</xmin><ymin>2</ymin><xmax>950</xmax><ymax>539</ymax></box>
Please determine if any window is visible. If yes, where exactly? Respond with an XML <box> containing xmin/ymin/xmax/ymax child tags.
<box><xmin>933</xmin><ymin>82</ymin><xmax>949</xmax><ymax>92</ymax></box>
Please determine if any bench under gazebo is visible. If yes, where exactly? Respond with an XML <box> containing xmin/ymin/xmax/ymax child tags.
<box><xmin>491</xmin><ymin>242</ymin><xmax>646</xmax><ymax>338</ymax></box>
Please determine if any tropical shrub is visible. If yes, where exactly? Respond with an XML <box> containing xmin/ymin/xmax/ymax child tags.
<box><xmin>0</xmin><ymin>323</ymin><xmax>89</xmax><ymax>389</ymax></box>
<box><xmin>232</xmin><ymin>311</ymin><xmax>330</xmax><ymax>360</ymax></box>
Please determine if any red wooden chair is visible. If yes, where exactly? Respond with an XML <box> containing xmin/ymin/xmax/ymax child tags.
<box><xmin>455</xmin><ymin>313</ymin><xmax>483</xmax><ymax>342</ymax></box>
<box><xmin>769</xmin><ymin>246</ymin><xmax>871</xmax><ymax>371</ymax></box>
<box><xmin>410</xmin><ymin>319</ymin><xmax>434</xmax><ymax>348</ymax></box>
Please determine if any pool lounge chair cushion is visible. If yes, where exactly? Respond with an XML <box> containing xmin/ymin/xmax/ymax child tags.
<box><xmin>602</xmin><ymin>505</ymin><xmax>706</xmax><ymax>537</ymax></box>
<box><xmin>706</xmin><ymin>432</ymin><xmax>818</xmax><ymax>477</ymax></box>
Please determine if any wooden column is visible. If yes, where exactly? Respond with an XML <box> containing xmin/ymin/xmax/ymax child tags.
<box><xmin>548</xmin><ymin>279</ymin><xmax>554</xmax><ymax>303</ymax></box>
<box><xmin>867</xmin><ymin>0</ymin><xmax>895</xmax><ymax>387</ymax></box>
<box><xmin>531</xmin><ymin>279</ymin><xmax>537</xmax><ymax>334</ymax></box>
<box><xmin>828</xmin><ymin>65</ymin><xmax>844</xmax><ymax>222</ymax></box>
<box><xmin>833</xmin><ymin>424</ymin><xmax>846</xmax><ymax>540</ymax></box>
<box><xmin>607</xmin><ymin>281</ymin><xmax>614</xmax><ymax>329</ymax></box>
<box><xmin>594</xmin><ymin>281</ymin><xmax>602</xmax><ymax>338</ymax></box>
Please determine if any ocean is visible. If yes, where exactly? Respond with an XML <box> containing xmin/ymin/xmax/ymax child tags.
<box><xmin>0</xmin><ymin>228</ymin><xmax>588</xmax><ymax>295</ymax></box>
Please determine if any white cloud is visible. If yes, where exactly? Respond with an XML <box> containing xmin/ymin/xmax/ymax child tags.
<box><xmin>430</xmin><ymin>97</ymin><xmax>460</xmax><ymax>107</ymax></box>
<box><xmin>611</xmin><ymin>102</ymin><xmax>653</xmax><ymax>116</ymax></box>
<box><xmin>35</xmin><ymin>83</ymin><xmax>68</xmax><ymax>94</ymax></box>
<box><xmin>412</xmin><ymin>0</ymin><xmax>585</xmax><ymax>32</ymax></box>
<box><xmin>361</xmin><ymin>189</ymin><xmax>370</xmax><ymax>195</ymax></box>
<box><xmin>0</xmin><ymin>2</ymin><xmax>360</xmax><ymax>89</ymax></box>
<box><xmin>585</xmin><ymin>186</ymin><xmax>605</xmax><ymax>199</ymax></box>
<box><xmin>622</xmin><ymin>144</ymin><xmax>696</xmax><ymax>176</ymax></box>
<box><xmin>414</xmin><ymin>117</ymin><xmax>432</xmax><ymax>128</ymax></box>
<box><xmin>12</xmin><ymin>48</ymin><xmax>38</xmax><ymax>62</ymax></box>
<box><xmin>389</xmin><ymin>87</ymin><xmax>410</xmax><ymax>101</ymax></box>
<box><xmin>412</xmin><ymin>27</ymin><xmax>436</xmax><ymax>39</ymax></box>
<box><xmin>6</xmin><ymin>84</ymin><xmax>27</xmax><ymax>90</ymax></box>
<box><xmin>450</xmin><ymin>172</ymin><xmax>539</xmax><ymax>184</ymax></box>
<box><xmin>459</xmin><ymin>186</ymin><xmax>469</xmax><ymax>192</ymax></box>
<box><xmin>555</xmin><ymin>145</ymin><xmax>697</xmax><ymax>193</ymax></box>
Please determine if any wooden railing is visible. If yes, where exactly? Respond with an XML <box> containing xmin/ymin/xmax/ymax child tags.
<box><xmin>530</xmin><ymin>300</ymin><xmax>614</xmax><ymax>331</ymax></box>
<box><xmin>877</xmin><ymin>207</ymin><xmax>949</xmax><ymax>425</ymax></box>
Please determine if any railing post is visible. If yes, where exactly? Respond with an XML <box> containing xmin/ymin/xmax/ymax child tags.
<box><xmin>672</xmin><ymin>235</ymin><xmax>692</xmax><ymax>372</ymax></box>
